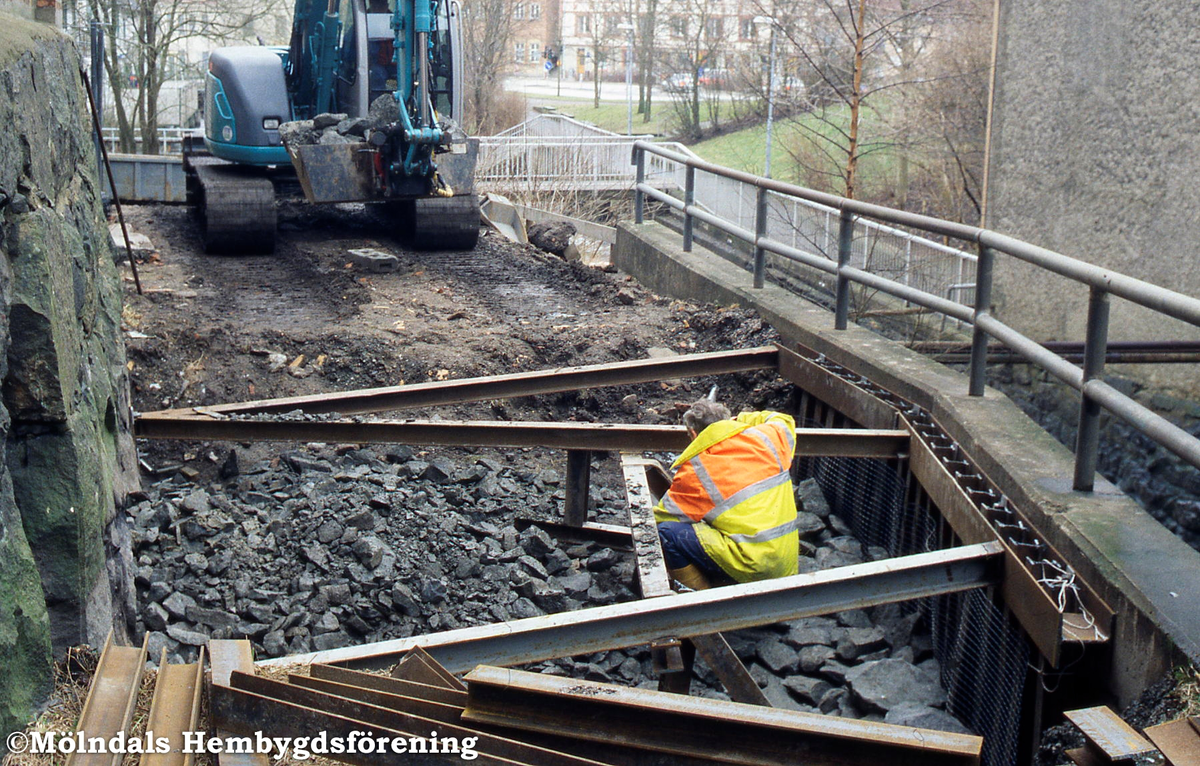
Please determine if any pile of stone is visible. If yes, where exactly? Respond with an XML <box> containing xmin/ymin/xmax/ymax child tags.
<box><xmin>127</xmin><ymin>447</ymin><xmax>969</xmax><ymax>734</ymax></box>
<box><xmin>278</xmin><ymin>95</ymin><xmax>400</xmax><ymax>148</ymax></box>
<box><xmin>128</xmin><ymin>443</ymin><xmax>640</xmax><ymax>664</ymax></box>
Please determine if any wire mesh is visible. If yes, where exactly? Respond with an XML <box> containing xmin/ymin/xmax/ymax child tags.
<box><xmin>800</xmin><ymin>449</ymin><xmax>1030</xmax><ymax>766</ymax></box>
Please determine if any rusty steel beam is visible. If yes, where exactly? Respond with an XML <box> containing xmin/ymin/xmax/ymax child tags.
<box><xmin>260</xmin><ymin>543</ymin><xmax>1001</xmax><ymax>672</ymax></box>
<box><xmin>208</xmin><ymin>640</ymin><xmax>270</xmax><ymax>766</ymax></box>
<box><xmin>621</xmin><ymin>455</ymin><xmax>770</xmax><ymax>707</ymax></box>
<box><xmin>139</xmin><ymin>347</ymin><xmax>780</xmax><ymax>419</ymax></box>
<box><xmin>67</xmin><ymin>631</ymin><xmax>148</xmax><ymax>766</ymax></box>
<box><xmin>134</xmin><ymin>415</ymin><xmax>910</xmax><ymax>458</ymax></box>
<box><xmin>140</xmin><ymin>648</ymin><xmax>204</xmax><ymax>766</ymax></box>
<box><xmin>215</xmin><ymin>672</ymin><xmax>611</xmax><ymax>766</ymax></box>
<box><xmin>298</xmin><ymin>669</ymin><xmax>716</xmax><ymax>766</ymax></box>
<box><xmin>461</xmin><ymin>667</ymin><xmax>983</xmax><ymax>766</ymax></box>
<box><xmin>563</xmin><ymin>450</ymin><xmax>593</xmax><ymax>527</ymax></box>
<box><xmin>512</xmin><ymin>518</ymin><xmax>634</xmax><ymax>551</ymax></box>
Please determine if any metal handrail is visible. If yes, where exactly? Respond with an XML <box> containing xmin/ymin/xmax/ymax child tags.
<box><xmin>632</xmin><ymin>140</ymin><xmax>1200</xmax><ymax>489</ymax></box>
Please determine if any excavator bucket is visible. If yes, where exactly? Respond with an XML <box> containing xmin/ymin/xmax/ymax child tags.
<box><xmin>288</xmin><ymin>143</ymin><xmax>380</xmax><ymax>203</ymax></box>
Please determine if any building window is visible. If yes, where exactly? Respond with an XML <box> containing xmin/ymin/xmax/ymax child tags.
<box><xmin>705</xmin><ymin>16</ymin><xmax>723</xmax><ymax>39</ymax></box>
<box><xmin>576</xmin><ymin>14</ymin><xmax>591</xmax><ymax>35</ymax></box>
<box><xmin>530</xmin><ymin>3</ymin><xmax>540</xmax><ymax>20</ymax></box>
<box><xmin>515</xmin><ymin>42</ymin><xmax>525</xmax><ymax>61</ymax></box>
<box><xmin>740</xmin><ymin>17</ymin><xmax>754</xmax><ymax>39</ymax></box>
<box><xmin>514</xmin><ymin>3</ymin><xmax>524</xmax><ymax>20</ymax></box>
<box><xmin>669</xmin><ymin>16</ymin><xmax>687</xmax><ymax>37</ymax></box>
<box><xmin>530</xmin><ymin>42</ymin><xmax>541</xmax><ymax>62</ymax></box>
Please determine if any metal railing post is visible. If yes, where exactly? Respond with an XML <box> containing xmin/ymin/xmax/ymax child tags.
<box><xmin>834</xmin><ymin>210</ymin><xmax>853</xmax><ymax>330</ymax></box>
<box><xmin>968</xmin><ymin>246</ymin><xmax>996</xmax><ymax>396</ymax></box>
<box><xmin>683</xmin><ymin>165</ymin><xmax>696</xmax><ymax>252</ymax></box>
<box><xmin>1073</xmin><ymin>288</ymin><xmax>1111</xmax><ymax>492</ymax></box>
<box><xmin>634</xmin><ymin>145</ymin><xmax>645</xmax><ymax>224</ymax></box>
<box><xmin>753</xmin><ymin>187</ymin><xmax>768</xmax><ymax>288</ymax></box>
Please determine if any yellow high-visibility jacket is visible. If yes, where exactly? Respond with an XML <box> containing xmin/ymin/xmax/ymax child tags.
<box><xmin>654</xmin><ymin>411</ymin><xmax>799</xmax><ymax>582</ymax></box>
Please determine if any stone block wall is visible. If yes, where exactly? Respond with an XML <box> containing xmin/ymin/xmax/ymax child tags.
<box><xmin>0</xmin><ymin>13</ymin><xmax>138</xmax><ymax>747</ymax></box>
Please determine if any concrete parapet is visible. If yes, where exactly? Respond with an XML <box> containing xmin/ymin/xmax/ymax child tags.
<box><xmin>615</xmin><ymin>220</ymin><xmax>1200</xmax><ymax>705</ymax></box>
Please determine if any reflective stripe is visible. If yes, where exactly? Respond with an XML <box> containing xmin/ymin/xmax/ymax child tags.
<box><xmin>746</xmin><ymin>426</ymin><xmax>785</xmax><ymax>471</ymax></box>
<box><xmin>688</xmin><ymin>456</ymin><xmax>725</xmax><ymax>506</ymax></box>
<box><xmin>702</xmin><ymin>470</ymin><xmax>791</xmax><ymax>524</ymax></box>
<box><xmin>728</xmin><ymin>517</ymin><xmax>799</xmax><ymax>544</ymax></box>
<box><xmin>659</xmin><ymin>493</ymin><xmax>690</xmax><ymax>520</ymax></box>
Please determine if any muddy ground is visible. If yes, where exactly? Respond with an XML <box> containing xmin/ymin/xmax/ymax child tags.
<box><xmin>119</xmin><ymin>202</ymin><xmax>786</xmax><ymax>481</ymax></box>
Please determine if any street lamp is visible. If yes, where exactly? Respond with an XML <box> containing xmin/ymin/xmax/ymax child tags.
<box><xmin>617</xmin><ymin>22</ymin><xmax>636</xmax><ymax>135</ymax></box>
<box><xmin>753</xmin><ymin>15</ymin><xmax>778</xmax><ymax>178</ymax></box>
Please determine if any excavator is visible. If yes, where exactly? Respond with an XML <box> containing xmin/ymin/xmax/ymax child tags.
<box><xmin>186</xmin><ymin>0</ymin><xmax>480</xmax><ymax>254</ymax></box>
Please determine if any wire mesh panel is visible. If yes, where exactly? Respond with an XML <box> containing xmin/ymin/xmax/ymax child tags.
<box><xmin>800</xmin><ymin>451</ymin><xmax>1030</xmax><ymax>766</ymax></box>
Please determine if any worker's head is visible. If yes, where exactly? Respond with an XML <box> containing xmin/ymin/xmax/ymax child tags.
<box><xmin>684</xmin><ymin>399</ymin><xmax>731</xmax><ymax>439</ymax></box>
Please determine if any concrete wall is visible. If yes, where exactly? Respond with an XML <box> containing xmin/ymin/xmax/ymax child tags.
<box><xmin>614</xmin><ymin>220</ymin><xmax>1200</xmax><ymax>707</ymax></box>
<box><xmin>985</xmin><ymin>0</ymin><xmax>1200</xmax><ymax>397</ymax></box>
<box><xmin>0</xmin><ymin>13</ymin><xmax>138</xmax><ymax>749</ymax></box>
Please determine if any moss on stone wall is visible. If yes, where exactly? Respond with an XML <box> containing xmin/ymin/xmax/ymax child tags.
<box><xmin>0</xmin><ymin>12</ymin><xmax>137</xmax><ymax>751</ymax></box>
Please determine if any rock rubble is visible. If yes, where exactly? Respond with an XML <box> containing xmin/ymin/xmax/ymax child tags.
<box><xmin>128</xmin><ymin>443</ymin><xmax>969</xmax><ymax>732</ymax></box>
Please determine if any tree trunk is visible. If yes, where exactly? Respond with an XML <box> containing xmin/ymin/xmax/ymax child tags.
<box><xmin>143</xmin><ymin>13</ymin><xmax>160</xmax><ymax>154</ymax></box>
<box><xmin>845</xmin><ymin>0</ymin><xmax>867</xmax><ymax>200</ymax></box>
<box><xmin>100</xmin><ymin>2</ymin><xmax>135</xmax><ymax>153</ymax></box>
<box><xmin>592</xmin><ymin>51</ymin><xmax>600</xmax><ymax>108</ymax></box>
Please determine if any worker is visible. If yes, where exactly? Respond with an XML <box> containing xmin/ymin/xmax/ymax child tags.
<box><xmin>655</xmin><ymin>399</ymin><xmax>800</xmax><ymax>591</ymax></box>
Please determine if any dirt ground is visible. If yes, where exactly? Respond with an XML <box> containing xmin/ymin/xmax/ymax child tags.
<box><xmin>117</xmin><ymin>202</ymin><xmax>786</xmax><ymax>481</ymax></box>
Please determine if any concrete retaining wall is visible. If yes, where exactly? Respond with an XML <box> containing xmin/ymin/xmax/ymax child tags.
<box><xmin>614</xmin><ymin>220</ymin><xmax>1200</xmax><ymax>706</ymax></box>
<box><xmin>986</xmin><ymin>0</ymin><xmax>1200</xmax><ymax>398</ymax></box>
<box><xmin>0</xmin><ymin>13</ymin><xmax>138</xmax><ymax>748</ymax></box>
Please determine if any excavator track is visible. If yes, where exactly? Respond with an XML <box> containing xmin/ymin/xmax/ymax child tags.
<box><xmin>409</xmin><ymin>194</ymin><xmax>481</xmax><ymax>251</ymax></box>
<box><xmin>188</xmin><ymin>156</ymin><xmax>277</xmax><ymax>255</ymax></box>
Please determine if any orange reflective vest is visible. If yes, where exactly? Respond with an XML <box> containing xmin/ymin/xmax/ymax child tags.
<box><xmin>654</xmin><ymin>411</ymin><xmax>799</xmax><ymax>582</ymax></box>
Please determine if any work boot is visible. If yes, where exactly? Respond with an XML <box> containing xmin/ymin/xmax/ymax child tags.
<box><xmin>669</xmin><ymin>564</ymin><xmax>710</xmax><ymax>592</ymax></box>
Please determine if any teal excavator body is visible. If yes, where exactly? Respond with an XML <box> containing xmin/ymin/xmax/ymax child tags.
<box><xmin>190</xmin><ymin>0</ymin><xmax>479</xmax><ymax>253</ymax></box>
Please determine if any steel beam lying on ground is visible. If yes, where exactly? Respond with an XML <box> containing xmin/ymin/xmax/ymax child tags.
<box><xmin>214</xmin><ymin>672</ymin><xmax>611</xmax><ymax>766</ymax></box>
<box><xmin>134</xmin><ymin>415</ymin><xmax>909</xmax><ymax>457</ymax></box>
<box><xmin>621</xmin><ymin>455</ymin><xmax>770</xmax><ymax>705</ymax></box>
<box><xmin>68</xmin><ymin>631</ymin><xmax>148</xmax><ymax>766</ymax></box>
<box><xmin>463</xmin><ymin>667</ymin><xmax>983</xmax><ymax>766</ymax></box>
<box><xmin>260</xmin><ymin>542</ymin><xmax>1002</xmax><ymax>672</ymax></box>
<box><xmin>140</xmin><ymin>347</ymin><xmax>780</xmax><ymax>418</ymax></box>
<box><xmin>140</xmin><ymin>648</ymin><xmax>204</xmax><ymax>766</ymax></box>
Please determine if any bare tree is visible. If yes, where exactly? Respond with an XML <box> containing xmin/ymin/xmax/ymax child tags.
<box><xmin>87</xmin><ymin>0</ymin><xmax>272</xmax><ymax>153</ymax></box>
<box><xmin>462</xmin><ymin>0</ymin><xmax>518</xmax><ymax>133</ymax></box>
<box><xmin>764</xmin><ymin>0</ymin><xmax>960</xmax><ymax>200</ymax></box>
<box><xmin>663</xmin><ymin>0</ymin><xmax>729</xmax><ymax>140</ymax></box>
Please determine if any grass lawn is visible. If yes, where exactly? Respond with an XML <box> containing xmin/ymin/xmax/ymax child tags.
<box><xmin>523</xmin><ymin>96</ymin><xmax>677</xmax><ymax>136</ymax></box>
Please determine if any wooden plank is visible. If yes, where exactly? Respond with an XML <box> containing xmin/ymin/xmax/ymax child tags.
<box><xmin>67</xmin><ymin>631</ymin><xmax>148</xmax><ymax>766</ymax></box>
<box><xmin>1065</xmin><ymin>706</ymin><xmax>1156</xmax><ymax>760</ymax></box>
<box><xmin>1145</xmin><ymin>718</ymin><xmax>1200</xmax><ymax>766</ymax></box>
<box><xmin>140</xmin><ymin>648</ymin><xmax>204</xmax><ymax>766</ymax></box>
<box><xmin>621</xmin><ymin>455</ymin><xmax>673</xmax><ymax>599</ymax></box>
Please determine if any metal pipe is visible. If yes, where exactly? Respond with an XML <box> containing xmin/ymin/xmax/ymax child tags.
<box><xmin>683</xmin><ymin>165</ymin><xmax>695</xmax><ymax>251</ymax></box>
<box><xmin>835</xmin><ymin>210</ymin><xmax>853</xmax><ymax>330</ymax></box>
<box><xmin>753</xmin><ymin>187</ymin><xmax>768</xmax><ymax>288</ymax></box>
<box><xmin>633</xmin><ymin>147</ymin><xmax>645</xmax><ymax>223</ymax></box>
<box><xmin>634</xmin><ymin>139</ymin><xmax>1200</xmax><ymax>329</ymax></box>
<box><xmin>1074</xmin><ymin>289</ymin><xmax>1111</xmax><ymax>491</ymax></box>
<box><xmin>969</xmin><ymin>246</ymin><xmax>996</xmax><ymax>396</ymax></box>
<box><xmin>259</xmin><ymin>542</ymin><xmax>1001</xmax><ymax>670</ymax></box>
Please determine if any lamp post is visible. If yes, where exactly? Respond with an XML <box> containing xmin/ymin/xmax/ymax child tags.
<box><xmin>753</xmin><ymin>15</ymin><xmax>777</xmax><ymax>178</ymax></box>
<box><xmin>618</xmin><ymin>22</ymin><xmax>636</xmax><ymax>135</ymax></box>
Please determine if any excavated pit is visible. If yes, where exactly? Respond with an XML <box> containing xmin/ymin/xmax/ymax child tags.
<box><xmin>117</xmin><ymin>202</ymin><xmax>966</xmax><ymax>730</ymax></box>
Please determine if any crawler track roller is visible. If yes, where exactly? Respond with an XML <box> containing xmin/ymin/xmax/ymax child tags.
<box><xmin>191</xmin><ymin>159</ymin><xmax>277</xmax><ymax>255</ymax></box>
<box><xmin>408</xmin><ymin>195</ymin><xmax>481</xmax><ymax>251</ymax></box>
